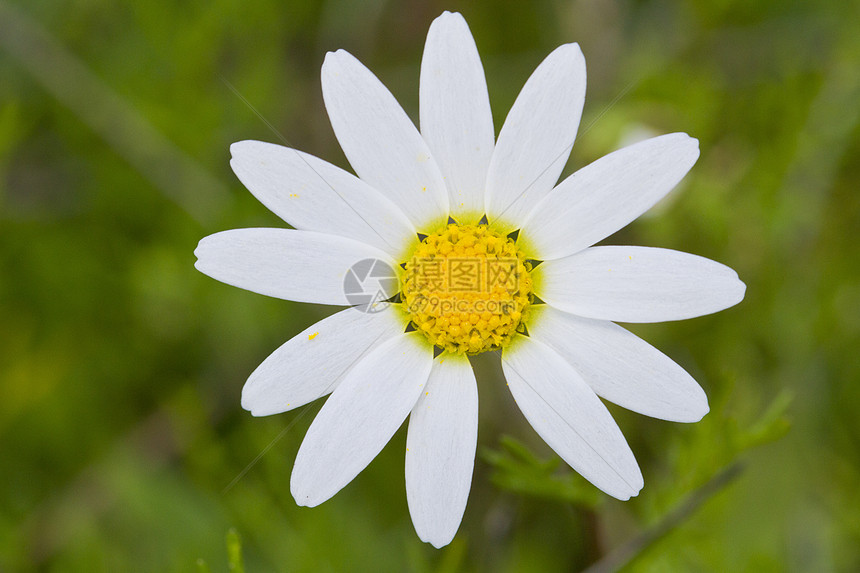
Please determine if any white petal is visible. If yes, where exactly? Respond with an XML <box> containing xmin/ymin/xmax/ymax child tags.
<box><xmin>419</xmin><ymin>12</ymin><xmax>494</xmax><ymax>221</ymax></box>
<box><xmin>291</xmin><ymin>332</ymin><xmax>432</xmax><ymax>507</ymax></box>
<box><xmin>230</xmin><ymin>140</ymin><xmax>416</xmax><ymax>258</ymax></box>
<box><xmin>485</xmin><ymin>43</ymin><xmax>586</xmax><ymax>230</ymax></box>
<box><xmin>528</xmin><ymin>306</ymin><xmax>708</xmax><ymax>422</ymax></box>
<box><xmin>521</xmin><ymin>133</ymin><xmax>700</xmax><ymax>260</ymax></box>
<box><xmin>535</xmin><ymin>246</ymin><xmax>746</xmax><ymax>322</ymax></box>
<box><xmin>406</xmin><ymin>354</ymin><xmax>478</xmax><ymax>548</ymax></box>
<box><xmin>322</xmin><ymin>49</ymin><xmax>449</xmax><ymax>229</ymax></box>
<box><xmin>242</xmin><ymin>307</ymin><xmax>405</xmax><ymax>417</ymax></box>
<box><xmin>194</xmin><ymin>228</ymin><xmax>398</xmax><ymax>305</ymax></box>
<box><xmin>502</xmin><ymin>336</ymin><xmax>643</xmax><ymax>500</ymax></box>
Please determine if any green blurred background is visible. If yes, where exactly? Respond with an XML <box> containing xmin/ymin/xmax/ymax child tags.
<box><xmin>1</xmin><ymin>0</ymin><xmax>859</xmax><ymax>570</ymax></box>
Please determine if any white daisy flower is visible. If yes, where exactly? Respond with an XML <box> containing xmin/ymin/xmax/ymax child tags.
<box><xmin>195</xmin><ymin>11</ymin><xmax>745</xmax><ymax>548</ymax></box>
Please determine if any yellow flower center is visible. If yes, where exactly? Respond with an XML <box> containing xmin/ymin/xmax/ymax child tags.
<box><xmin>401</xmin><ymin>223</ymin><xmax>533</xmax><ymax>355</ymax></box>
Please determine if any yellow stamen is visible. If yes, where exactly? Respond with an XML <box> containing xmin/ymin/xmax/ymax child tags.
<box><xmin>401</xmin><ymin>223</ymin><xmax>533</xmax><ymax>354</ymax></box>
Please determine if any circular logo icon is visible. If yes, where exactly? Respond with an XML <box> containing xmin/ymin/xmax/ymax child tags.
<box><xmin>343</xmin><ymin>258</ymin><xmax>399</xmax><ymax>313</ymax></box>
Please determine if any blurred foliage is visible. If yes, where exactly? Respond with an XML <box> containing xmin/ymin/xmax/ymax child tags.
<box><xmin>196</xmin><ymin>528</ymin><xmax>245</xmax><ymax>573</ymax></box>
<box><xmin>484</xmin><ymin>386</ymin><xmax>791</xmax><ymax>570</ymax></box>
<box><xmin>483</xmin><ymin>436</ymin><xmax>603</xmax><ymax>508</ymax></box>
<box><xmin>1</xmin><ymin>0</ymin><xmax>859</xmax><ymax>571</ymax></box>
<box><xmin>485</xmin><ymin>386</ymin><xmax>791</xmax><ymax>513</ymax></box>
<box><xmin>226</xmin><ymin>528</ymin><xmax>245</xmax><ymax>573</ymax></box>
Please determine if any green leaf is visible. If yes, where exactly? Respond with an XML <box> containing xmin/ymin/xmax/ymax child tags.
<box><xmin>737</xmin><ymin>389</ymin><xmax>792</xmax><ymax>451</ymax></box>
<box><xmin>482</xmin><ymin>436</ymin><xmax>602</xmax><ymax>507</ymax></box>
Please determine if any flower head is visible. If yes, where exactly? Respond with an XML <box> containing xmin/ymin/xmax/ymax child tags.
<box><xmin>195</xmin><ymin>11</ymin><xmax>745</xmax><ymax>548</ymax></box>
